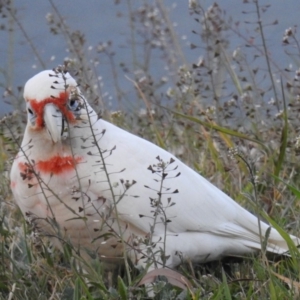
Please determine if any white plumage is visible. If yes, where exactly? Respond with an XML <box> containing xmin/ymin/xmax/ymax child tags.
<box><xmin>10</xmin><ymin>69</ymin><xmax>299</xmax><ymax>269</ymax></box>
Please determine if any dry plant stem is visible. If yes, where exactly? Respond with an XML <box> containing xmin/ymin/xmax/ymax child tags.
<box><xmin>229</xmin><ymin>25</ymin><xmax>288</xmax><ymax>81</ymax></box>
<box><xmin>49</xmin><ymin>0</ymin><xmax>89</xmax><ymax>81</ymax></box>
<box><xmin>218</xmin><ymin>44</ymin><xmax>243</xmax><ymax>96</ymax></box>
<box><xmin>82</xmin><ymin>95</ymin><xmax>132</xmax><ymax>284</ymax></box>
<box><xmin>147</xmin><ymin>159</ymin><xmax>177</xmax><ymax>269</ymax></box>
<box><xmin>155</xmin><ymin>0</ymin><xmax>186</xmax><ymax>67</ymax></box>
<box><xmin>126</xmin><ymin>75</ymin><xmax>166</xmax><ymax>149</ymax></box>
<box><xmin>291</xmin><ymin>34</ymin><xmax>300</xmax><ymax>54</ymax></box>
<box><xmin>254</xmin><ymin>0</ymin><xmax>280</xmax><ymax>112</ymax></box>
<box><xmin>7</xmin><ymin>282</ymin><xmax>16</xmax><ymax>300</ymax></box>
<box><xmin>161</xmin><ymin>202</ymin><xmax>168</xmax><ymax>267</ymax></box>
<box><xmin>148</xmin><ymin>170</ymin><xmax>165</xmax><ymax>268</ymax></box>
<box><xmin>126</xmin><ymin>0</ymin><xmax>138</xmax><ymax>70</ymax></box>
<box><xmin>236</xmin><ymin>153</ymin><xmax>270</xmax><ymax>270</ymax></box>
<box><xmin>104</xmin><ymin>49</ymin><xmax>124</xmax><ymax>107</ymax></box>
<box><xmin>90</xmin><ymin>62</ymin><xmax>104</xmax><ymax>108</ymax></box>
<box><xmin>61</xmin><ymin>74</ymin><xmax>87</xmax><ymax>215</ymax></box>
<box><xmin>5</xmin><ymin>241</ymin><xmax>22</xmax><ymax>273</ymax></box>
<box><xmin>198</xmin><ymin>5</ymin><xmax>222</xmax><ymax>122</ymax></box>
<box><xmin>102</xmin><ymin>218</ymin><xmax>154</xmax><ymax>269</ymax></box>
<box><xmin>126</xmin><ymin>76</ymin><xmax>154</xmax><ymax>123</ymax></box>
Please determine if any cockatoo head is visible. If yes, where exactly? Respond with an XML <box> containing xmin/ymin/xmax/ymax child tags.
<box><xmin>24</xmin><ymin>69</ymin><xmax>90</xmax><ymax>143</ymax></box>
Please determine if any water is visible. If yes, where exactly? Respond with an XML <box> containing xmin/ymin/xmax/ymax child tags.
<box><xmin>0</xmin><ymin>0</ymin><xmax>299</xmax><ymax>116</ymax></box>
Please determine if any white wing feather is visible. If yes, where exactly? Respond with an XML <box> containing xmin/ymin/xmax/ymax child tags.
<box><xmin>87</xmin><ymin>119</ymin><xmax>296</xmax><ymax>264</ymax></box>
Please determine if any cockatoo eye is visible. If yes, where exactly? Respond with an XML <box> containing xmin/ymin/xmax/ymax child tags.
<box><xmin>27</xmin><ymin>103</ymin><xmax>36</xmax><ymax>125</ymax></box>
<box><xmin>68</xmin><ymin>98</ymin><xmax>80</xmax><ymax>111</ymax></box>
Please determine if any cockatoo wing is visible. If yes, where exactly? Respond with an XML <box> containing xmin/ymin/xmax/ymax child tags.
<box><xmin>87</xmin><ymin>119</ymin><xmax>296</xmax><ymax>263</ymax></box>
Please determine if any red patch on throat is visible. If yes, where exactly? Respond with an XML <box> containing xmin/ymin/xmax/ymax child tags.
<box><xmin>36</xmin><ymin>155</ymin><xmax>83</xmax><ymax>175</ymax></box>
<box><xmin>30</xmin><ymin>92</ymin><xmax>76</xmax><ymax>128</ymax></box>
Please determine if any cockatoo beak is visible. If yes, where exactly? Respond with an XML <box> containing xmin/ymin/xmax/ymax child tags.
<box><xmin>43</xmin><ymin>104</ymin><xmax>64</xmax><ymax>143</ymax></box>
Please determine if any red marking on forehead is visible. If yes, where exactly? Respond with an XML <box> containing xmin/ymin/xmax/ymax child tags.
<box><xmin>36</xmin><ymin>155</ymin><xmax>83</xmax><ymax>175</ymax></box>
<box><xmin>29</xmin><ymin>92</ymin><xmax>76</xmax><ymax>128</ymax></box>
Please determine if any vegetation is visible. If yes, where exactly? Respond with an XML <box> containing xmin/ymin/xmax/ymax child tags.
<box><xmin>1</xmin><ymin>0</ymin><xmax>300</xmax><ymax>299</ymax></box>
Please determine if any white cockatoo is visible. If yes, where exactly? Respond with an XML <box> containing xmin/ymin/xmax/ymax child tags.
<box><xmin>10</xmin><ymin>69</ymin><xmax>299</xmax><ymax>270</ymax></box>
